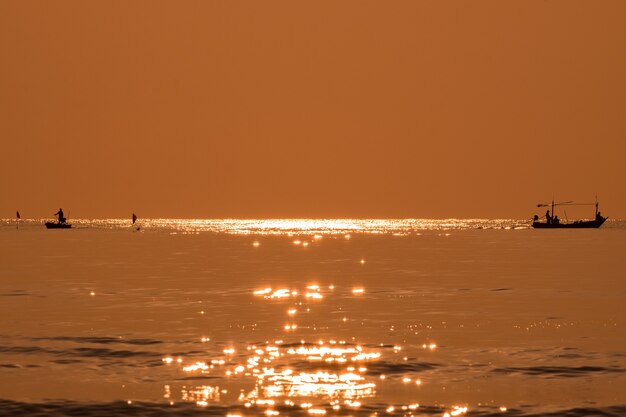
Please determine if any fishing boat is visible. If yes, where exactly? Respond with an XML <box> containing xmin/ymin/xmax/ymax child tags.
<box><xmin>531</xmin><ymin>198</ymin><xmax>607</xmax><ymax>229</ymax></box>
<box><xmin>45</xmin><ymin>221</ymin><xmax>72</xmax><ymax>229</ymax></box>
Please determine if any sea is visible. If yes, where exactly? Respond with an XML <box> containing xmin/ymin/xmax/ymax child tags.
<box><xmin>0</xmin><ymin>219</ymin><xmax>625</xmax><ymax>417</ymax></box>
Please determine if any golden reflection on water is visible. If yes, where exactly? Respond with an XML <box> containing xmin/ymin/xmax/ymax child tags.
<box><xmin>56</xmin><ymin>218</ymin><xmax>526</xmax><ymax>234</ymax></box>
<box><xmin>164</xmin><ymin>340</ymin><xmax>381</xmax><ymax>405</ymax></box>
<box><xmin>444</xmin><ymin>406</ymin><xmax>469</xmax><ymax>417</ymax></box>
<box><xmin>256</xmin><ymin>369</ymin><xmax>375</xmax><ymax>398</ymax></box>
<box><xmin>162</xmin><ymin>336</ymin><xmax>468</xmax><ymax>417</ymax></box>
<box><xmin>254</xmin><ymin>284</ymin><xmax>349</xmax><ymax>303</ymax></box>
<box><xmin>160</xmin><ymin>284</ymin><xmax>466</xmax><ymax>416</ymax></box>
<box><xmin>181</xmin><ymin>385</ymin><xmax>221</xmax><ymax>406</ymax></box>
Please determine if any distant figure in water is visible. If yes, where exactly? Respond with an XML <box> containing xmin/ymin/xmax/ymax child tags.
<box><xmin>553</xmin><ymin>215</ymin><xmax>560</xmax><ymax>225</ymax></box>
<box><xmin>545</xmin><ymin>210</ymin><xmax>552</xmax><ymax>224</ymax></box>
<box><xmin>54</xmin><ymin>208</ymin><xmax>66</xmax><ymax>224</ymax></box>
<box><xmin>132</xmin><ymin>213</ymin><xmax>140</xmax><ymax>231</ymax></box>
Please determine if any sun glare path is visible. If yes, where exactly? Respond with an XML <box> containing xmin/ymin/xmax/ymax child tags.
<box><xmin>161</xmin><ymin>335</ymin><xmax>447</xmax><ymax>415</ymax></box>
<box><xmin>158</xmin><ymin>285</ymin><xmax>454</xmax><ymax>414</ymax></box>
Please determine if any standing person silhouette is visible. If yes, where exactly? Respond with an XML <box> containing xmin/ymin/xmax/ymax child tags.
<box><xmin>545</xmin><ymin>210</ymin><xmax>552</xmax><ymax>224</ymax></box>
<box><xmin>54</xmin><ymin>208</ymin><xmax>66</xmax><ymax>224</ymax></box>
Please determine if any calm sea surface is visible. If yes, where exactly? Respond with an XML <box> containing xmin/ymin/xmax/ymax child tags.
<box><xmin>0</xmin><ymin>219</ymin><xmax>625</xmax><ymax>416</ymax></box>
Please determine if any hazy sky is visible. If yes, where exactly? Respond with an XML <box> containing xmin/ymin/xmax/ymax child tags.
<box><xmin>1</xmin><ymin>1</ymin><xmax>625</xmax><ymax>219</ymax></box>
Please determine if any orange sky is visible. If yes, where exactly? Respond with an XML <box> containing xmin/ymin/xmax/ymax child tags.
<box><xmin>1</xmin><ymin>1</ymin><xmax>625</xmax><ymax>219</ymax></box>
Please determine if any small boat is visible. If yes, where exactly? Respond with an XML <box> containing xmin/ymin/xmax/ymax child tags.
<box><xmin>531</xmin><ymin>198</ymin><xmax>607</xmax><ymax>229</ymax></box>
<box><xmin>45</xmin><ymin>222</ymin><xmax>72</xmax><ymax>229</ymax></box>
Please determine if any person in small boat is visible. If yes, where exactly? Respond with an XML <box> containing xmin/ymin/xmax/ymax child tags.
<box><xmin>54</xmin><ymin>208</ymin><xmax>66</xmax><ymax>224</ymax></box>
<box><xmin>553</xmin><ymin>215</ymin><xmax>560</xmax><ymax>225</ymax></box>
<box><xmin>545</xmin><ymin>210</ymin><xmax>552</xmax><ymax>224</ymax></box>
<box><xmin>596</xmin><ymin>211</ymin><xmax>603</xmax><ymax>221</ymax></box>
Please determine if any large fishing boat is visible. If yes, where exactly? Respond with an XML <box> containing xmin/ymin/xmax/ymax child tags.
<box><xmin>532</xmin><ymin>198</ymin><xmax>607</xmax><ymax>229</ymax></box>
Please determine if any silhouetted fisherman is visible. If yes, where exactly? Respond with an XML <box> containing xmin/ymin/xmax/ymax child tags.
<box><xmin>132</xmin><ymin>213</ymin><xmax>141</xmax><ymax>231</ymax></box>
<box><xmin>16</xmin><ymin>211</ymin><xmax>20</xmax><ymax>220</ymax></box>
<box><xmin>545</xmin><ymin>210</ymin><xmax>552</xmax><ymax>224</ymax></box>
<box><xmin>596</xmin><ymin>211</ymin><xmax>603</xmax><ymax>221</ymax></box>
<box><xmin>54</xmin><ymin>208</ymin><xmax>66</xmax><ymax>224</ymax></box>
<box><xmin>553</xmin><ymin>215</ymin><xmax>560</xmax><ymax>225</ymax></box>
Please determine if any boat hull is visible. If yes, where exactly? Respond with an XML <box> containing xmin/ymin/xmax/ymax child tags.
<box><xmin>45</xmin><ymin>222</ymin><xmax>72</xmax><ymax>229</ymax></box>
<box><xmin>532</xmin><ymin>218</ymin><xmax>606</xmax><ymax>229</ymax></box>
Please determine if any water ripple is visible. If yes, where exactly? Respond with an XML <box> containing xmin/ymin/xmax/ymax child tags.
<box><xmin>32</xmin><ymin>336</ymin><xmax>163</xmax><ymax>346</ymax></box>
<box><xmin>0</xmin><ymin>400</ymin><xmax>625</xmax><ymax>417</ymax></box>
<box><xmin>491</xmin><ymin>365</ymin><xmax>624</xmax><ymax>378</ymax></box>
<box><xmin>0</xmin><ymin>345</ymin><xmax>161</xmax><ymax>359</ymax></box>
